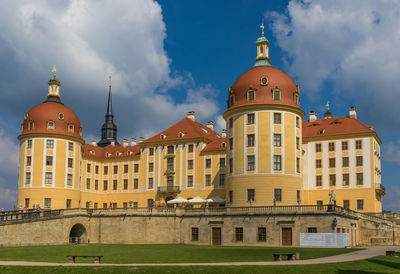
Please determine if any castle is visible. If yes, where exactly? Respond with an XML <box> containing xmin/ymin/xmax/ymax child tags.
<box><xmin>17</xmin><ymin>26</ymin><xmax>385</xmax><ymax>214</ymax></box>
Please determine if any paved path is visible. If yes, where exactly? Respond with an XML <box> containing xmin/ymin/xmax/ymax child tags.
<box><xmin>0</xmin><ymin>246</ymin><xmax>398</xmax><ymax>267</ymax></box>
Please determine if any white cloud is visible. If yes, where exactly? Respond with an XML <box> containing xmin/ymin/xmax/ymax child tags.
<box><xmin>268</xmin><ymin>0</ymin><xmax>400</xmax><ymax>130</ymax></box>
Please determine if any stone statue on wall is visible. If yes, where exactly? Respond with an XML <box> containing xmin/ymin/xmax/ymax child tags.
<box><xmin>329</xmin><ymin>190</ymin><xmax>336</xmax><ymax>205</ymax></box>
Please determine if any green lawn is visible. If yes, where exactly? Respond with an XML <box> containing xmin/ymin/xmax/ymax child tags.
<box><xmin>0</xmin><ymin>256</ymin><xmax>399</xmax><ymax>273</ymax></box>
<box><xmin>0</xmin><ymin>244</ymin><xmax>359</xmax><ymax>263</ymax></box>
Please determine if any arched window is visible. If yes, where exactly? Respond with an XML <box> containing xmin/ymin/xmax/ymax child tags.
<box><xmin>260</xmin><ymin>45</ymin><xmax>263</xmax><ymax>54</ymax></box>
<box><xmin>178</xmin><ymin>132</ymin><xmax>184</xmax><ymax>138</ymax></box>
<box><xmin>48</xmin><ymin>121</ymin><xmax>55</xmax><ymax>130</ymax></box>
<box><xmin>247</xmin><ymin>90</ymin><xmax>255</xmax><ymax>101</ymax></box>
<box><xmin>294</xmin><ymin>93</ymin><xmax>299</xmax><ymax>105</ymax></box>
<box><xmin>272</xmin><ymin>88</ymin><xmax>281</xmax><ymax>101</ymax></box>
<box><xmin>68</xmin><ymin>124</ymin><xmax>74</xmax><ymax>133</ymax></box>
<box><xmin>28</xmin><ymin>120</ymin><xmax>34</xmax><ymax>130</ymax></box>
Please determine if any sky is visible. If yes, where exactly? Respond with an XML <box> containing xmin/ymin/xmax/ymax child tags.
<box><xmin>0</xmin><ymin>0</ymin><xmax>399</xmax><ymax>211</ymax></box>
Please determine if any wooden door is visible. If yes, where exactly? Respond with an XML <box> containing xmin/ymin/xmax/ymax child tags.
<box><xmin>282</xmin><ymin>227</ymin><xmax>292</xmax><ymax>246</ymax></box>
<box><xmin>212</xmin><ymin>228</ymin><xmax>221</xmax><ymax>245</ymax></box>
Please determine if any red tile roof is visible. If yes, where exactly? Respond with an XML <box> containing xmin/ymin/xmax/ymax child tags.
<box><xmin>82</xmin><ymin>143</ymin><xmax>140</xmax><ymax>160</ymax></box>
<box><xmin>302</xmin><ymin>116</ymin><xmax>376</xmax><ymax>140</ymax></box>
<box><xmin>141</xmin><ymin>118</ymin><xmax>221</xmax><ymax>144</ymax></box>
<box><xmin>202</xmin><ymin>137</ymin><xmax>227</xmax><ymax>153</ymax></box>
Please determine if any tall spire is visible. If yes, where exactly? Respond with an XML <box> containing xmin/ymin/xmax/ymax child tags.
<box><xmin>98</xmin><ymin>76</ymin><xmax>118</xmax><ymax>147</ymax></box>
<box><xmin>46</xmin><ymin>65</ymin><xmax>62</xmax><ymax>103</ymax></box>
<box><xmin>253</xmin><ymin>22</ymin><xmax>271</xmax><ymax>67</ymax></box>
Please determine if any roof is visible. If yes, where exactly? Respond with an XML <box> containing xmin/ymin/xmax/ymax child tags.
<box><xmin>141</xmin><ymin>117</ymin><xmax>221</xmax><ymax>145</ymax></box>
<box><xmin>82</xmin><ymin>143</ymin><xmax>140</xmax><ymax>160</ymax></box>
<box><xmin>202</xmin><ymin>137</ymin><xmax>227</xmax><ymax>153</ymax></box>
<box><xmin>302</xmin><ymin>116</ymin><xmax>377</xmax><ymax>140</ymax></box>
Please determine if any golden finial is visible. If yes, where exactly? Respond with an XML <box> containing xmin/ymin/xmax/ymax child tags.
<box><xmin>108</xmin><ymin>75</ymin><xmax>112</xmax><ymax>87</ymax></box>
<box><xmin>52</xmin><ymin>65</ymin><xmax>56</xmax><ymax>77</ymax></box>
<box><xmin>260</xmin><ymin>21</ymin><xmax>265</xmax><ymax>36</ymax></box>
<box><xmin>325</xmin><ymin>101</ymin><xmax>330</xmax><ymax>111</ymax></box>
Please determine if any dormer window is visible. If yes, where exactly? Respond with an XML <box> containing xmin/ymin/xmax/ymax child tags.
<box><xmin>294</xmin><ymin>93</ymin><xmax>299</xmax><ymax>105</ymax></box>
<box><xmin>127</xmin><ymin>151</ymin><xmax>132</xmax><ymax>156</ymax></box>
<box><xmin>28</xmin><ymin>120</ymin><xmax>34</xmax><ymax>130</ymax></box>
<box><xmin>68</xmin><ymin>124</ymin><xmax>74</xmax><ymax>133</ymax></box>
<box><xmin>48</xmin><ymin>121</ymin><xmax>55</xmax><ymax>130</ymax></box>
<box><xmin>90</xmin><ymin>150</ymin><xmax>95</xmax><ymax>155</ymax></box>
<box><xmin>229</xmin><ymin>95</ymin><xmax>235</xmax><ymax>107</ymax></box>
<box><xmin>247</xmin><ymin>90</ymin><xmax>255</xmax><ymax>101</ymax></box>
<box><xmin>160</xmin><ymin>133</ymin><xmax>166</xmax><ymax>139</ymax></box>
<box><xmin>272</xmin><ymin>88</ymin><xmax>281</xmax><ymax>101</ymax></box>
<box><xmin>116</xmin><ymin>152</ymin><xmax>122</xmax><ymax>156</ymax></box>
<box><xmin>260</xmin><ymin>76</ymin><xmax>268</xmax><ymax>86</ymax></box>
<box><xmin>221</xmin><ymin>142</ymin><xmax>226</xmax><ymax>149</ymax></box>
<box><xmin>58</xmin><ymin>113</ymin><xmax>64</xmax><ymax>120</ymax></box>
<box><xmin>106</xmin><ymin>152</ymin><xmax>111</xmax><ymax>157</ymax></box>
<box><xmin>178</xmin><ymin>132</ymin><xmax>184</xmax><ymax>138</ymax></box>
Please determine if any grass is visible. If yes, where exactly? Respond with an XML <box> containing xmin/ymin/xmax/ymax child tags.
<box><xmin>0</xmin><ymin>244</ymin><xmax>359</xmax><ymax>263</ymax></box>
<box><xmin>0</xmin><ymin>255</ymin><xmax>399</xmax><ymax>273</ymax></box>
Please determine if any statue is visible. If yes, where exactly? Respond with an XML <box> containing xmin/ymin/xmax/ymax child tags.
<box><xmin>329</xmin><ymin>190</ymin><xmax>336</xmax><ymax>205</ymax></box>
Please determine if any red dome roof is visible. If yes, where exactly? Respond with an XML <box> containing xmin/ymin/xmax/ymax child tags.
<box><xmin>228</xmin><ymin>66</ymin><xmax>301</xmax><ymax>110</ymax></box>
<box><xmin>21</xmin><ymin>101</ymin><xmax>82</xmax><ymax>139</ymax></box>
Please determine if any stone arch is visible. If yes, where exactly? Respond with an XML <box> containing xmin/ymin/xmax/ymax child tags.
<box><xmin>69</xmin><ymin>223</ymin><xmax>87</xmax><ymax>244</ymax></box>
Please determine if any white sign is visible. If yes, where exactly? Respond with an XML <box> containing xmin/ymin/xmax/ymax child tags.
<box><xmin>300</xmin><ymin>233</ymin><xmax>349</xmax><ymax>247</ymax></box>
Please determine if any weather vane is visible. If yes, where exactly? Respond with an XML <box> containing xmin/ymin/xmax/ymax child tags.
<box><xmin>52</xmin><ymin>65</ymin><xmax>56</xmax><ymax>77</ymax></box>
<box><xmin>260</xmin><ymin>20</ymin><xmax>264</xmax><ymax>36</ymax></box>
<box><xmin>326</xmin><ymin>101</ymin><xmax>330</xmax><ymax>111</ymax></box>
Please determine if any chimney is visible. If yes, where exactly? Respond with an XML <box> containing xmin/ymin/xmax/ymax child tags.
<box><xmin>111</xmin><ymin>140</ymin><xmax>115</xmax><ymax>146</ymax></box>
<box><xmin>131</xmin><ymin>138</ymin><xmax>137</xmax><ymax>146</ymax></box>
<box><xmin>139</xmin><ymin>137</ymin><xmax>144</xmax><ymax>143</ymax></box>
<box><xmin>221</xmin><ymin>129</ymin><xmax>227</xmax><ymax>137</ymax></box>
<box><xmin>309</xmin><ymin>111</ymin><xmax>317</xmax><ymax>122</ymax></box>
<box><xmin>91</xmin><ymin>140</ymin><xmax>97</xmax><ymax>146</ymax></box>
<box><xmin>206</xmin><ymin>121</ymin><xmax>214</xmax><ymax>130</ymax></box>
<box><xmin>187</xmin><ymin>111</ymin><xmax>195</xmax><ymax>121</ymax></box>
<box><xmin>349</xmin><ymin>106</ymin><xmax>357</xmax><ymax>119</ymax></box>
<box><xmin>123</xmin><ymin>139</ymin><xmax>129</xmax><ymax>147</ymax></box>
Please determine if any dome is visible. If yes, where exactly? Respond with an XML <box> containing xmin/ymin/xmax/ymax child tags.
<box><xmin>21</xmin><ymin>101</ymin><xmax>82</xmax><ymax>139</ymax></box>
<box><xmin>227</xmin><ymin>66</ymin><xmax>301</xmax><ymax>110</ymax></box>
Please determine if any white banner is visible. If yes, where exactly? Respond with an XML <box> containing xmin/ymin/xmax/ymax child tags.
<box><xmin>300</xmin><ymin>233</ymin><xmax>350</xmax><ymax>247</ymax></box>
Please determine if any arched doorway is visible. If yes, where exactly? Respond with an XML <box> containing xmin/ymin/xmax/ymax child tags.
<box><xmin>69</xmin><ymin>223</ymin><xmax>87</xmax><ymax>244</ymax></box>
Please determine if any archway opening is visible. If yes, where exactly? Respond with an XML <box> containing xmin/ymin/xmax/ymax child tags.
<box><xmin>69</xmin><ymin>223</ymin><xmax>87</xmax><ymax>244</ymax></box>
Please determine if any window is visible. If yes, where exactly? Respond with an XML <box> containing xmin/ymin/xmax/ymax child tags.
<box><xmin>315</xmin><ymin>143</ymin><xmax>322</xmax><ymax>152</ymax></box>
<box><xmin>247</xmin><ymin>113</ymin><xmax>255</xmax><ymax>124</ymax></box>
<box><xmin>343</xmin><ymin>200</ymin><xmax>350</xmax><ymax>209</ymax></box>
<box><xmin>68</xmin><ymin>142</ymin><xmax>73</xmax><ymax>151</ymax></box>
<box><xmin>342</xmin><ymin>157</ymin><xmax>349</xmax><ymax>167</ymax></box>
<box><xmin>68</xmin><ymin>124</ymin><xmax>74</xmax><ymax>133</ymax></box>
<box><xmin>296</xmin><ymin>117</ymin><xmax>300</xmax><ymax>128</ymax></box>
<box><xmin>67</xmin><ymin>174</ymin><xmax>72</xmax><ymax>186</ymax></box>
<box><xmin>235</xmin><ymin>227</ymin><xmax>243</xmax><ymax>242</ymax></box>
<box><xmin>112</xmin><ymin>180</ymin><xmax>117</xmax><ymax>190</ymax></box>
<box><xmin>273</xmin><ymin>134</ymin><xmax>281</xmax><ymax>146</ymax></box>
<box><xmin>356</xmin><ymin>156</ymin><xmax>363</xmax><ymax>166</ymax></box>
<box><xmin>317</xmin><ymin>200</ymin><xmax>323</xmax><ymax>206</ymax></box>
<box><xmin>86</xmin><ymin>179</ymin><xmax>90</xmax><ymax>189</ymax></box>
<box><xmin>247</xmin><ymin>134</ymin><xmax>255</xmax><ymax>147</ymax></box>
<box><xmin>148</xmin><ymin>163</ymin><xmax>154</xmax><ymax>172</ymax></box>
<box><xmin>296</xmin><ymin>157</ymin><xmax>300</xmax><ymax>173</ymax></box>
<box><xmin>167</xmin><ymin>145</ymin><xmax>174</xmax><ymax>154</ymax></box>
<box><xmin>329</xmin><ymin>174</ymin><xmax>336</xmax><ymax>186</ymax></box>
<box><xmin>229</xmin><ymin>190</ymin><xmax>233</xmax><ymax>203</ymax></box>
<box><xmin>44</xmin><ymin>198</ymin><xmax>51</xmax><ymax>208</ymax></box>
<box><xmin>103</xmin><ymin>203</ymin><xmax>107</xmax><ymax>209</ymax></box>
<box><xmin>188</xmin><ymin>144</ymin><xmax>194</xmax><ymax>152</ymax></box>
<box><xmin>342</xmin><ymin>141</ymin><xmax>348</xmax><ymax>150</ymax></box>
<box><xmin>124</xmin><ymin>164</ymin><xmax>129</xmax><ymax>173</ymax></box>
<box><xmin>192</xmin><ymin>227</ymin><xmax>199</xmax><ymax>241</ymax></box>
<box><xmin>104</xmin><ymin>166</ymin><xmax>108</xmax><ymax>175</ymax></box>
<box><xmin>25</xmin><ymin>172</ymin><xmax>31</xmax><ymax>184</ymax></box>
<box><xmin>229</xmin><ymin>138</ymin><xmax>233</xmax><ymax>150</ymax></box>
<box><xmin>134</xmin><ymin>164</ymin><xmax>139</xmax><ymax>173</ymax></box>
<box><xmin>134</xmin><ymin>179</ymin><xmax>138</xmax><ymax>189</ymax></box>
<box><xmin>247</xmin><ymin>90</ymin><xmax>255</xmax><ymax>101</ymax></box>
<box><xmin>148</xmin><ymin>178</ymin><xmax>154</xmax><ymax>189</ymax></box>
<box><xmin>94</xmin><ymin>165</ymin><xmax>99</xmax><ymax>174</ymax></box>
<box><xmin>113</xmin><ymin>165</ymin><xmax>118</xmax><ymax>174</ymax></box>
<box><xmin>343</xmin><ymin>174</ymin><xmax>349</xmax><ymax>186</ymax></box>
<box><xmin>247</xmin><ymin>155</ymin><xmax>255</xmax><ymax>171</ymax></box>
<box><xmin>133</xmin><ymin>202</ymin><xmax>138</xmax><ymax>208</ymax></box>
<box><xmin>27</xmin><ymin>140</ymin><xmax>32</xmax><ymax>148</ymax></box>
<box><xmin>219</xmin><ymin>174</ymin><xmax>225</xmax><ymax>186</ymax></box>
<box><xmin>46</xmin><ymin>156</ymin><xmax>53</xmax><ymax>166</ymax></box>
<box><xmin>123</xmin><ymin>202</ymin><xmax>127</xmax><ymax>209</ymax></box>
<box><xmin>45</xmin><ymin>172</ymin><xmax>52</xmax><ymax>184</ymax></box>
<box><xmin>273</xmin><ymin>155</ymin><xmax>282</xmax><ymax>170</ymax></box>
<box><xmin>205</xmin><ymin>159</ymin><xmax>211</xmax><ymax>168</ymax></box>
<box><xmin>95</xmin><ymin>180</ymin><xmax>98</xmax><ymax>190</ymax></box>
<box><xmin>294</xmin><ymin>93</ymin><xmax>299</xmax><ymax>105</ymax></box>
<box><xmin>187</xmin><ymin>175</ymin><xmax>193</xmax><ymax>187</ymax></box>
<box><xmin>229</xmin><ymin>118</ymin><xmax>234</xmax><ymax>129</ymax></box>
<box><xmin>103</xmin><ymin>180</ymin><xmax>108</xmax><ymax>191</ymax></box>
<box><xmin>219</xmin><ymin>158</ymin><xmax>225</xmax><ymax>168</ymax></box>
<box><xmin>258</xmin><ymin>227</ymin><xmax>266</xmax><ymax>242</ymax></box>
<box><xmin>356</xmin><ymin>140</ymin><xmax>362</xmax><ymax>149</ymax></box>
<box><xmin>273</xmin><ymin>113</ymin><xmax>281</xmax><ymax>124</ymax></box>
<box><xmin>66</xmin><ymin>199</ymin><xmax>71</xmax><ymax>209</ymax></box>
<box><xmin>28</xmin><ymin>121</ymin><xmax>34</xmax><ymax>130</ymax></box>
<box><xmin>316</xmin><ymin>175</ymin><xmax>322</xmax><ymax>187</ymax></box>
<box><xmin>308</xmin><ymin>227</ymin><xmax>317</xmax><ymax>233</ymax></box>
<box><xmin>316</xmin><ymin>159</ymin><xmax>322</xmax><ymax>168</ymax></box>
<box><xmin>87</xmin><ymin>163</ymin><xmax>91</xmax><ymax>173</ymax></box>
<box><xmin>58</xmin><ymin>113</ymin><xmax>64</xmax><ymax>120</ymax></box>
<box><xmin>47</xmin><ymin>121</ymin><xmax>55</xmax><ymax>130</ymax></box>
<box><xmin>356</xmin><ymin>173</ymin><xmax>363</xmax><ymax>185</ymax></box>
<box><xmin>296</xmin><ymin>137</ymin><xmax>300</xmax><ymax>150</ymax></box>
<box><xmin>123</xmin><ymin>179</ymin><xmax>128</xmax><ymax>190</ymax></box>
<box><xmin>205</xmin><ymin>174</ymin><xmax>211</xmax><ymax>186</ymax></box>
<box><xmin>329</xmin><ymin>158</ymin><xmax>336</xmax><ymax>168</ymax></box>
<box><xmin>329</xmin><ymin>142</ymin><xmax>335</xmax><ymax>151</ymax></box>
<box><xmin>167</xmin><ymin>157</ymin><xmax>174</xmax><ymax>170</ymax></box>
<box><xmin>47</xmin><ymin>140</ymin><xmax>54</xmax><ymax>149</ymax></box>
<box><xmin>274</xmin><ymin>188</ymin><xmax>282</xmax><ymax>202</ymax></box>
<box><xmin>247</xmin><ymin>189</ymin><xmax>255</xmax><ymax>202</ymax></box>
<box><xmin>273</xmin><ymin>89</ymin><xmax>281</xmax><ymax>100</ymax></box>
<box><xmin>229</xmin><ymin>95</ymin><xmax>235</xmax><ymax>106</ymax></box>
<box><xmin>229</xmin><ymin>158</ymin><xmax>233</xmax><ymax>173</ymax></box>
<box><xmin>188</xmin><ymin>160</ymin><xmax>193</xmax><ymax>169</ymax></box>
<box><xmin>357</xmin><ymin>199</ymin><xmax>364</xmax><ymax>210</ymax></box>
<box><xmin>149</xmin><ymin>147</ymin><xmax>154</xmax><ymax>156</ymax></box>
<box><xmin>167</xmin><ymin>175</ymin><xmax>173</xmax><ymax>187</ymax></box>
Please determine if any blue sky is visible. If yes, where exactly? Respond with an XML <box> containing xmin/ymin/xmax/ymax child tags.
<box><xmin>0</xmin><ymin>0</ymin><xmax>399</xmax><ymax>211</ymax></box>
